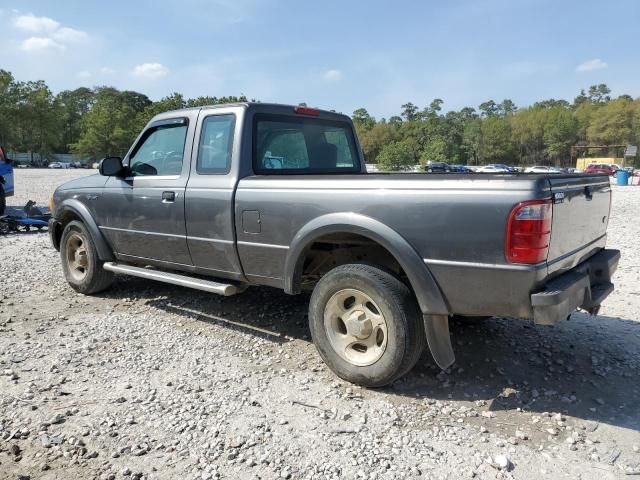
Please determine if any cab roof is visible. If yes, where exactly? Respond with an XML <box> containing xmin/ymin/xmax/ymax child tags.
<box><xmin>153</xmin><ymin>102</ymin><xmax>351</xmax><ymax>123</ymax></box>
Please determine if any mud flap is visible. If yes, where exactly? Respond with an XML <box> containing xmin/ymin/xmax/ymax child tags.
<box><xmin>423</xmin><ymin>314</ymin><xmax>455</xmax><ymax>370</ymax></box>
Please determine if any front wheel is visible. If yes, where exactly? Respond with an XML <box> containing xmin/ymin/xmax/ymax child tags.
<box><xmin>60</xmin><ymin>220</ymin><xmax>114</xmax><ymax>294</ymax></box>
<box><xmin>309</xmin><ymin>264</ymin><xmax>425</xmax><ymax>387</ymax></box>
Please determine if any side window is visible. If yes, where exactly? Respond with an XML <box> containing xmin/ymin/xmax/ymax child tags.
<box><xmin>197</xmin><ymin>114</ymin><xmax>235</xmax><ymax>174</ymax></box>
<box><xmin>129</xmin><ymin>120</ymin><xmax>188</xmax><ymax>176</ymax></box>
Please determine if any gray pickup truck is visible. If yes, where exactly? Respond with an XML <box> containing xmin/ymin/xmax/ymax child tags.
<box><xmin>49</xmin><ymin>103</ymin><xmax>620</xmax><ymax>387</ymax></box>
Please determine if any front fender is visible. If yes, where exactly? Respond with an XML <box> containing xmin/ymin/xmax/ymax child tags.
<box><xmin>284</xmin><ymin>212</ymin><xmax>449</xmax><ymax>315</ymax></box>
<box><xmin>56</xmin><ymin>198</ymin><xmax>115</xmax><ymax>261</ymax></box>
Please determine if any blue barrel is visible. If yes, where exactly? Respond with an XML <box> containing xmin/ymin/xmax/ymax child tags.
<box><xmin>617</xmin><ymin>170</ymin><xmax>630</xmax><ymax>186</ymax></box>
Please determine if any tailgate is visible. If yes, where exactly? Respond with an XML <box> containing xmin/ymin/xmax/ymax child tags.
<box><xmin>547</xmin><ymin>175</ymin><xmax>611</xmax><ymax>275</ymax></box>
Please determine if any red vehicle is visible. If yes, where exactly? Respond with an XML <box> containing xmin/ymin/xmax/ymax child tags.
<box><xmin>584</xmin><ymin>164</ymin><xmax>617</xmax><ymax>176</ymax></box>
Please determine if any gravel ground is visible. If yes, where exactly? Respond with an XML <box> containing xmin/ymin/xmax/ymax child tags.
<box><xmin>1</xmin><ymin>170</ymin><xmax>639</xmax><ymax>480</ymax></box>
<box><xmin>4</xmin><ymin>168</ymin><xmax>97</xmax><ymax>212</ymax></box>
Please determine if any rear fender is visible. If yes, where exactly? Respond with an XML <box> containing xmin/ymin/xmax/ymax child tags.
<box><xmin>284</xmin><ymin>212</ymin><xmax>449</xmax><ymax>316</ymax></box>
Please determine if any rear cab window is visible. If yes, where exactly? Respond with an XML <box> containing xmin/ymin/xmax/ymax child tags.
<box><xmin>253</xmin><ymin>114</ymin><xmax>360</xmax><ymax>174</ymax></box>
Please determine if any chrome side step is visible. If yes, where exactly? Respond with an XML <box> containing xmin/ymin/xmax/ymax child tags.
<box><xmin>103</xmin><ymin>262</ymin><xmax>246</xmax><ymax>296</ymax></box>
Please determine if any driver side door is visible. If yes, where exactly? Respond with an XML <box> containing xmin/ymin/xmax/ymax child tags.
<box><xmin>98</xmin><ymin>115</ymin><xmax>196</xmax><ymax>266</ymax></box>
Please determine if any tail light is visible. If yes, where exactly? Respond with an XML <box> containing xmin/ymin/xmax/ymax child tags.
<box><xmin>294</xmin><ymin>106</ymin><xmax>320</xmax><ymax>116</ymax></box>
<box><xmin>505</xmin><ymin>199</ymin><xmax>552</xmax><ymax>264</ymax></box>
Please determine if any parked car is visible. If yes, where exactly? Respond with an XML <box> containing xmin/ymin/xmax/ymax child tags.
<box><xmin>584</xmin><ymin>164</ymin><xmax>617</xmax><ymax>176</ymax></box>
<box><xmin>477</xmin><ymin>164</ymin><xmax>510</xmax><ymax>173</ymax></box>
<box><xmin>48</xmin><ymin>162</ymin><xmax>63</xmax><ymax>169</ymax></box>
<box><xmin>48</xmin><ymin>102</ymin><xmax>620</xmax><ymax>387</ymax></box>
<box><xmin>425</xmin><ymin>161</ymin><xmax>450</xmax><ymax>173</ymax></box>
<box><xmin>0</xmin><ymin>146</ymin><xmax>14</xmax><ymax>215</ymax></box>
<box><xmin>449</xmin><ymin>164</ymin><xmax>474</xmax><ymax>173</ymax></box>
<box><xmin>492</xmin><ymin>163</ymin><xmax>518</xmax><ymax>173</ymax></box>
<box><xmin>525</xmin><ymin>166</ymin><xmax>562</xmax><ymax>174</ymax></box>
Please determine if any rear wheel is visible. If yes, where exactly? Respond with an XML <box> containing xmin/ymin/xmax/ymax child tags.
<box><xmin>309</xmin><ymin>264</ymin><xmax>425</xmax><ymax>387</ymax></box>
<box><xmin>60</xmin><ymin>220</ymin><xmax>113</xmax><ymax>294</ymax></box>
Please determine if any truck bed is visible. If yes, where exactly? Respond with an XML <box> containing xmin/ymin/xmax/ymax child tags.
<box><xmin>235</xmin><ymin>172</ymin><xmax>611</xmax><ymax>318</ymax></box>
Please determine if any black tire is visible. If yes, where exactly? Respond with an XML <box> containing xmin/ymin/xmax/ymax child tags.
<box><xmin>0</xmin><ymin>184</ymin><xmax>5</xmax><ymax>216</ymax></box>
<box><xmin>60</xmin><ymin>220</ymin><xmax>114</xmax><ymax>294</ymax></box>
<box><xmin>309</xmin><ymin>264</ymin><xmax>425</xmax><ymax>387</ymax></box>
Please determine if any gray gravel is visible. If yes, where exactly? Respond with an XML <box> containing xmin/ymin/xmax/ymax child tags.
<box><xmin>1</xmin><ymin>170</ymin><xmax>639</xmax><ymax>479</ymax></box>
<box><xmin>6</xmin><ymin>168</ymin><xmax>97</xmax><ymax>208</ymax></box>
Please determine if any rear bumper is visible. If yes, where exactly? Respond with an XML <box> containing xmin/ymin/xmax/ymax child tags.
<box><xmin>531</xmin><ymin>248</ymin><xmax>620</xmax><ymax>325</ymax></box>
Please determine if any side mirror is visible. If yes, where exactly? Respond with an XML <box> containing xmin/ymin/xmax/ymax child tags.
<box><xmin>99</xmin><ymin>156</ymin><xmax>124</xmax><ymax>176</ymax></box>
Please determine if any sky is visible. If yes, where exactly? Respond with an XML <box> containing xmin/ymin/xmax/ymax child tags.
<box><xmin>0</xmin><ymin>0</ymin><xmax>638</xmax><ymax>118</ymax></box>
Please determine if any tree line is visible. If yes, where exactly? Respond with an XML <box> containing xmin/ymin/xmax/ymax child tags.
<box><xmin>355</xmin><ymin>84</ymin><xmax>640</xmax><ymax>170</ymax></box>
<box><xmin>0</xmin><ymin>68</ymin><xmax>639</xmax><ymax>169</ymax></box>
<box><xmin>0</xmin><ymin>69</ymin><xmax>248</xmax><ymax>164</ymax></box>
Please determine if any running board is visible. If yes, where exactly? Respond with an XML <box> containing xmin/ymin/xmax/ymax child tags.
<box><xmin>103</xmin><ymin>262</ymin><xmax>246</xmax><ymax>296</ymax></box>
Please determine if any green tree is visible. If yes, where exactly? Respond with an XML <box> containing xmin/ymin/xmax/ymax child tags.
<box><xmin>586</xmin><ymin>97</ymin><xmax>634</xmax><ymax>145</ymax></box>
<box><xmin>511</xmin><ymin>106</ymin><xmax>546</xmax><ymax>164</ymax></box>
<box><xmin>0</xmin><ymin>70</ymin><xmax>16</xmax><ymax>146</ymax></box>
<box><xmin>120</xmin><ymin>90</ymin><xmax>152</xmax><ymax>113</ymax></box>
<box><xmin>574</xmin><ymin>89</ymin><xmax>589</xmax><ymax>107</ymax></box>
<box><xmin>421</xmin><ymin>99</ymin><xmax>443</xmax><ymax>119</ymax></box>
<box><xmin>534</xmin><ymin>99</ymin><xmax>570</xmax><ymax>109</ymax></box>
<box><xmin>479</xmin><ymin>100</ymin><xmax>499</xmax><ymax>117</ymax></box>
<box><xmin>587</xmin><ymin>84</ymin><xmax>611</xmax><ymax>104</ymax></box>
<box><xmin>358</xmin><ymin>122</ymin><xmax>400</xmax><ymax>163</ymax></box>
<box><xmin>462</xmin><ymin>118</ymin><xmax>482</xmax><ymax>165</ymax></box>
<box><xmin>139</xmin><ymin>93</ymin><xmax>186</xmax><ymax>125</ymax></box>
<box><xmin>498</xmin><ymin>99</ymin><xmax>517</xmax><ymax>116</ymax></box>
<box><xmin>420</xmin><ymin>136</ymin><xmax>448</xmax><ymax>165</ymax></box>
<box><xmin>352</xmin><ymin>108</ymin><xmax>375</xmax><ymax>130</ymax></box>
<box><xmin>480</xmin><ymin>116</ymin><xmax>514</xmax><ymax>163</ymax></box>
<box><xmin>71</xmin><ymin>89</ymin><xmax>139</xmax><ymax>160</ymax></box>
<box><xmin>12</xmin><ymin>80</ymin><xmax>61</xmax><ymax>162</ymax></box>
<box><xmin>56</xmin><ymin>87</ymin><xmax>96</xmax><ymax>151</ymax></box>
<box><xmin>400</xmin><ymin>102</ymin><xmax>419</xmax><ymax>121</ymax></box>
<box><xmin>377</xmin><ymin>140</ymin><xmax>415</xmax><ymax>171</ymax></box>
<box><xmin>543</xmin><ymin>108</ymin><xmax>578</xmax><ymax>164</ymax></box>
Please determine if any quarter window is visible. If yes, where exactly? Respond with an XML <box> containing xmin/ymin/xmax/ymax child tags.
<box><xmin>129</xmin><ymin>120</ymin><xmax>188</xmax><ymax>176</ymax></box>
<box><xmin>197</xmin><ymin>114</ymin><xmax>235</xmax><ymax>174</ymax></box>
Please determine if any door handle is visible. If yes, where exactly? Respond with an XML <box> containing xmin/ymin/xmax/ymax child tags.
<box><xmin>162</xmin><ymin>191</ymin><xmax>176</xmax><ymax>203</ymax></box>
